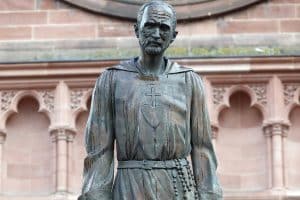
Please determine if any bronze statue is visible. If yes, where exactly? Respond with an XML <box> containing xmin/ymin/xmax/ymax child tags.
<box><xmin>79</xmin><ymin>1</ymin><xmax>222</xmax><ymax>199</ymax></box>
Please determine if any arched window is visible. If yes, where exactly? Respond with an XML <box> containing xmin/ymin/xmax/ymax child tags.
<box><xmin>217</xmin><ymin>91</ymin><xmax>267</xmax><ymax>191</ymax></box>
<box><xmin>3</xmin><ymin>97</ymin><xmax>54</xmax><ymax>195</ymax></box>
<box><xmin>286</xmin><ymin>106</ymin><xmax>300</xmax><ymax>189</ymax></box>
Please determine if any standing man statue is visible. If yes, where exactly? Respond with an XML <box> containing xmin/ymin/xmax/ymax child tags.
<box><xmin>79</xmin><ymin>1</ymin><xmax>222</xmax><ymax>199</ymax></box>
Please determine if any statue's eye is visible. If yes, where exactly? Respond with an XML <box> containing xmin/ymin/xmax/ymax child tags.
<box><xmin>160</xmin><ymin>24</ymin><xmax>170</xmax><ymax>32</ymax></box>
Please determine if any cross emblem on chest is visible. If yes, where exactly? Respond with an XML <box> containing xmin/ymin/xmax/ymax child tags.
<box><xmin>145</xmin><ymin>84</ymin><xmax>161</xmax><ymax>108</ymax></box>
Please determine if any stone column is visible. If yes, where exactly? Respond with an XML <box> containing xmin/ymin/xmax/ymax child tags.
<box><xmin>67</xmin><ymin>133</ymin><xmax>74</xmax><ymax>193</ymax></box>
<box><xmin>51</xmin><ymin>128</ymin><xmax>75</xmax><ymax>197</ymax></box>
<box><xmin>0</xmin><ymin>131</ymin><xmax>5</xmax><ymax>194</ymax></box>
<box><xmin>263</xmin><ymin>126</ymin><xmax>272</xmax><ymax>189</ymax></box>
<box><xmin>52</xmin><ymin>128</ymin><xmax>68</xmax><ymax>193</ymax></box>
<box><xmin>282</xmin><ymin>128</ymin><xmax>289</xmax><ymax>188</ymax></box>
<box><xmin>51</xmin><ymin>81</ymin><xmax>76</xmax><ymax>198</ymax></box>
<box><xmin>264</xmin><ymin>123</ymin><xmax>289</xmax><ymax>190</ymax></box>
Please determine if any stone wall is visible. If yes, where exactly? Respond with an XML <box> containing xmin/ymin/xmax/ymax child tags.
<box><xmin>0</xmin><ymin>0</ymin><xmax>300</xmax><ymax>200</ymax></box>
<box><xmin>0</xmin><ymin>0</ymin><xmax>300</xmax><ymax>62</ymax></box>
<box><xmin>0</xmin><ymin>0</ymin><xmax>299</xmax><ymax>40</ymax></box>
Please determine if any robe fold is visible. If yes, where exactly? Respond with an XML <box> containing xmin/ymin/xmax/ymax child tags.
<box><xmin>78</xmin><ymin>58</ymin><xmax>222</xmax><ymax>200</ymax></box>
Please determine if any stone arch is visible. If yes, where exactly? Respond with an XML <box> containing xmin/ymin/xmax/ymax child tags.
<box><xmin>216</xmin><ymin>91</ymin><xmax>267</xmax><ymax>191</ymax></box>
<box><xmin>69</xmin><ymin>95</ymin><xmax>91</xmax><ymax>193</ymax></box>
<box><xmin>286</xmin><ymin>88</ymin><xmax>300</xmax><ymax>121</ymax></box>
<box><xmin>3</xmin><ymin>96</ymin><xmax>54</xmax><ymax>195</ymax></box>
<box><xmin>227</xmin><ymin>85</ymin><xmax>266</xmax><ymax>119</ymax></box>
<box><xmin>1</xmin><ymin>90</ymin><xmax>51</xmax><ymax>131</ymax></box>
<box><xmin>215</xmin><ymin>85</ymin><xmax>267</xmax><ymax>123</ymax></box>
<box><xmin>286</xmin><ymin>105</ymin><xmax>300</xmax><ymax>189</ymax></box>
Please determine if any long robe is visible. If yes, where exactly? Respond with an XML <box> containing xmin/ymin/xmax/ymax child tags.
<box><xmin>78</xmin><ymin>58</ymin><xmax>222</xmax><ymax>200</ymax></box>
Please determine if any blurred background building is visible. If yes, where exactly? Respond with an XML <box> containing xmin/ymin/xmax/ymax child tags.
<box><xmin>0</xmin><ymin>0</ymin><xmax>299</xmax><ymax>199</ymax></box>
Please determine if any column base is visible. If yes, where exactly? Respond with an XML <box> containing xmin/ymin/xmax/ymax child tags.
<box><xmin>52</xmin><ymin>191</ymin><xmax>68</xmax><ymax>200</ymax></box>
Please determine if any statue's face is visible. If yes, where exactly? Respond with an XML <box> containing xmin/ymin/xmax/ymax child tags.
<box><xmin>136</xmin><ymin>5</ymin><xmax>176</xmax><ymax>55</ymax></box>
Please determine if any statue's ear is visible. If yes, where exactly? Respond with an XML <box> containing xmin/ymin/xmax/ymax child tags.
<box><xmin>134</xmin><ymin>23</ymin><xmax>139</xmax><ymax>38</ymax></box>
<box><xmin>171</xmin><ymin>31</ymin><xmax>178</xmax><ymax>43</ymax></box>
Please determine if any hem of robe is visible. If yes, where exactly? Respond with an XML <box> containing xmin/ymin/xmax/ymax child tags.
<box><xmin>198</xmin><ymin>188</ymin><xmax>223</xmax><ymax>200</ymax></box>
<box><xmin>78</xmin><ymin>188</ymin><xmax>112</xmax><ymax>200</ymax></box>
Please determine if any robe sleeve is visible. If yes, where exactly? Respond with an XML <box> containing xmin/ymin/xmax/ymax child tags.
<box><xmin>78</xmin><ymin>70</ymin><xmax>115</xmax><ymax>200</ymax></box>
<box><xmin>189</xmin><ymin>72</ymin><xmax>223</xmax><ymax>200</ymax></box>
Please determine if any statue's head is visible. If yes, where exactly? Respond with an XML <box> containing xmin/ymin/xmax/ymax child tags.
<box><xmin>134</xmin><ymin>0</ymin><xmax>178</xmax><ymax>55</ymax></box>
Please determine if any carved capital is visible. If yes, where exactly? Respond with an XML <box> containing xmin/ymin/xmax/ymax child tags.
<box><xmin>283</xmin><ymin>83</ymin><xmax>299</xmax><ymax>106</ymax></box>
<box><xmin>263</xmin><ymin>123</ymin><xmax>289</xmax><ymax>137</ymax></box>
<box><xmin>211</xmin><ymin>125</ymin><xmax>219</xmax><ymax>139</ymax></box>
<box><xmin>51</xmin><ymin>128</ymin><xmax>75</xmax><ymax>142</ymax></box>
<box><xmin>70</xmin><ymin>88</ymin><xmax>89</xmax><ymax>110</ymax></box>
<box><xmin>249</xmin><ymin>84</ymin><xmax>267</xmax><ymax>105</ymax></box>
<box><xmin>263</xmin><ymin>126</ymin><xmax>272</xmax><ymax>138</ymax></box>
<box><xmin>1</xmin><ymin>91</ymin><xmax>17</xmax><ymax>113</ymax></box>
<box><xmin>212</xmin><ymin>85</ymin><xmax>229</xmax><ymax>106</ymax></box>
<box><xmin>38</xmin><ymin>90</ymin><xmax>55</xmax><ymax>111</ymax></box>
<box><xmin>0</xmin><ymin>131</ymin><xmax>6</xmax><ymax>144</ymax></box>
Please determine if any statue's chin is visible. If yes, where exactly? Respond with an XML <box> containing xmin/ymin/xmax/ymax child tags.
<box><xmin>145</xmin><ymin>47</ymin><xmax>162</xmax><ymax>55</ymax></box>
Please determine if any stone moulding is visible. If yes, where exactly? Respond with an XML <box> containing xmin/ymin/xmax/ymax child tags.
<box><xmin>0</xmin><ymin>90</ymin><xmax>55</xmax><ymax>132</ymax></box>
<box><xmin>211</xmin><ymin>83</ymin><xmax>268</xmax><ymax>122</ymax></box>
<box><xmin>62</xmin><ymin>0</ymin><xmax>264</xmax><ymax>21</ymax></box>
<box><xmin>284</xmin><ymin>83</ymin><xmax>300</xmax><ymax>106</ymax></box>
<box><xmin>0</xmin><ymin>57</ymin><xmax>299</xmax><ymax>81</ymax></box>
<box><xmin>1</xmin><ymin>35</ymin><xmax>300</xmax><ymax>63</ymax></box>
<box><xmin>70</xmin><ymin>88</ymin><xmax>92</xmax><ymax>111</ymax></box>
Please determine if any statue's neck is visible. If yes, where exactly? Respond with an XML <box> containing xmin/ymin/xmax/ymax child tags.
<box><xmin>139</xmin><ymin>53</ymin><xmax>165</xmax><ymax>76</ymax></box>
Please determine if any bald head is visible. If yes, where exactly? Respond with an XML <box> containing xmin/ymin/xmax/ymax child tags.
<box><xmin>137</xmin><ymin>1</ymin><xmax>177</xmax><ymax>31</ymax></box>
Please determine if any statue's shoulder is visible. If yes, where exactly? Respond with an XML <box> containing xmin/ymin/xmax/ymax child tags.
<box><xmin>106</xmin><ymin>58</ymin><xmax>138</xmax><ymax>73</ymax></box>
<box><xmin>166</xmin><ymin>60</ymin><xmax>193</xmax><ymax>74</ymax></box>
<box><xmin>104</xmin><ymin>57</ymin><xmax>194</xmax><ymax>75</ymax></box>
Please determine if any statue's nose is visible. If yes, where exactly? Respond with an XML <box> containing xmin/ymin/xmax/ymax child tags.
<box><xmin>152</xmin><ymin>28</ymin><xmax>160</xmax><ymax>39</ymax></box>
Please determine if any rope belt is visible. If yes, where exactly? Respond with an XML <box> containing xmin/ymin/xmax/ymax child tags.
<box><xmin>117</xmin><ymin>158</ymin><xmax>199</xmax><ymax>199</ymax></box>
<box><xmin>117</xmin><ymin>158</ymin><xmax>188</xmax><ymax>170</ymax></box>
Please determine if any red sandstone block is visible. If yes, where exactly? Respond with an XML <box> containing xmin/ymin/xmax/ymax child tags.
<box><xmin>297</xmin><ymin>6</ymin><xmax>300</xmax><ymax>17</ymax></box>
<box><xmin>280</xmin><ymin>20</ymin><xmax>300</xmax><ymax>32</ymax></box>
<box><xmin>225</xmin><ymin>10</ymin><xmax>248</xmax><ymax>20</ymax></box>
<box><xmin>0</xmin><ymin>0</ymin><xmax>35</xmax><ymax>11</ymax></box>
<box><xmin>248</xmin><ymin>5</ymin><xmax>296</xmax><ymax>18</ymax></box>
<box><xmin>49</xmin><ymin>9</ymin><xmax>122</xmax><ymax>24</ymax></box>
<box><xmin>4</xmin><ymin>179</ymin><xmax>31</xmax><ymax>193</ymax></box>
<box><xmin>33</xmin><ymin>25</ymin><xmax>96</xmax><ymax>39</ymax></box>
<box><xmin>7</xmin><ymin>164</ymin><xmax>32</xmax><ymax>179</ymax></box>
<box><xmin>218</xmin><ymin>20</ymin><xmax>279</xmax><ymax>34</ymax></box>
<box><xmin>98</xmin><ymin>23</ymin><xmax>134</xmax><ymax>37</ymax></box>
<box><xmin>37</xmin><ymin>0</ymin><xmax>58</xmax><ymax>10</ymax></box>
<box><xmin>271</xmin><ymin>0</ymin><xmax>300</xmax><ymax>4</ymax></box>
<box><xmin>177</xmin><ymin>19</ymin><xmax>217</xmax><ymax>35</ymax></box>
<box><xmin>49</xmin><ymin>10</ymin><xmax>99</xmax><ymax>24</ymax></box>
<box><xmin>0</xmin><ymin>27</ymin><xmax>31</xmax><ymax>40</ymax></box>
<box><xmin>0</xmin><ymin>12</ymin><xmax>47</xmax><ymax>26</ymax></box>
<box><xmin>31</xmin><ymin>178</ymin><xmax>52</xmax><ymax>193</ymax></box>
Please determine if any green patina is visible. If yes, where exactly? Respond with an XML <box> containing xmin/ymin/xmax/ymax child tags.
<box><xmin>1</xmin><ymin>46</ymin><xmax>299</xmax><ymax>63</ymax></box>
<box><xmin>81</xmin><ymin>46</ymin><xmax>293</xmax><ymax>59</ymax></box>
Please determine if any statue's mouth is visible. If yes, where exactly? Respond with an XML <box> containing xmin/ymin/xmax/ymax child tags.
<box><xmin>148</xmin><ymin>41</ymin><xmax>162</xmax><ymax>47</ymax></box>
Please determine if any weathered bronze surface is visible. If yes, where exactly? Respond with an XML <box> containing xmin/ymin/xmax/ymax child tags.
<box><xmin>62</xmin><ymin>0</ymin><xmax>264</xmax><ymax>20</ymax></box>
<box><xmin>79</xmin><ymin>1</ymin><xmax>222</xmax><ymax>199</ymax></box>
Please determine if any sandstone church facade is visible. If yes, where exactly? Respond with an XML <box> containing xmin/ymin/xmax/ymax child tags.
<box><xmin>0</xmin><ymin>0</ymin><xmax>299</xmax><ymax>199</ymax></box>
